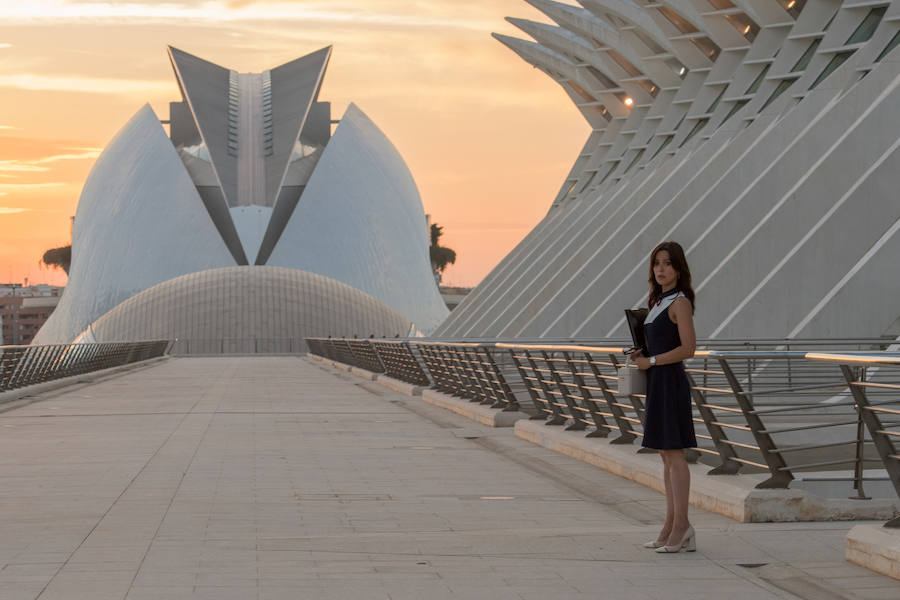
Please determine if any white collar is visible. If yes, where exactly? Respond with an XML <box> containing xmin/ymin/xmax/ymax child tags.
<box><xmin>645</xmin><ymin>291</ymin><xmax>685</xmax><ymax>325</ymax></box>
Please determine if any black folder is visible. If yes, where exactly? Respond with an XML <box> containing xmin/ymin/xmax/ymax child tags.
<box><xmin>624</xmin><ymin>308</ymin><xmax>649</xmax><ymax>355</ymax></box>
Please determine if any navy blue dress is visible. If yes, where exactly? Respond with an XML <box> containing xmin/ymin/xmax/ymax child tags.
<box><xmin>641</xmin><ymin>289</ymin><xmax>697</xmax><ymax>450</ymax></box>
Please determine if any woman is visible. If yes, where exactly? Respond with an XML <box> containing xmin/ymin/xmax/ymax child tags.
<box><xmin>630</xmin><ymin>241</ymin><xmax>697</xmax><ymax>553</ymax></box>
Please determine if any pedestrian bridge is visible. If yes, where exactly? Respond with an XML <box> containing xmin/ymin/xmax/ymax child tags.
<box><xmin>0</xmin><ymin>356</ymin><xmax>896</xmax><ymax>599</ymax></box>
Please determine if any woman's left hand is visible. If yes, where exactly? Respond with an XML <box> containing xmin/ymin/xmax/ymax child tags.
<box><xmin>634</xmin><ymin>356</ymin><xmax>651</xmax><ymax>371</ymax></box>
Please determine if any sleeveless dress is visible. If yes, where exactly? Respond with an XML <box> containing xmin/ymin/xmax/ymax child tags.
<box><xmin>641</xmin><ymin>288</ymin><xmax>697</xmax><ymax>450</ymax></box>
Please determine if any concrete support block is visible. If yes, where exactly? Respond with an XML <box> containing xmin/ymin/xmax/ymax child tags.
<box><xmin>846</xmin><ymin>524</ymin><xmax>900</xmax><ymax>580</ymax></box>
<box><xmin>515</xmin><ymin>420</ymin><xmax>899</xmax><ymax>523</ymax></box>
<box><xmin>349</xmin><ymin>367</ymin><xmax>377</xmax><ymax>381</ymax></box>
<box><xmin>331</xmin><ymin>362</ymin><xmax>352</xmax><ymax>373</ymax></box>
<box><xmin>421</xmin><ymin>389</ymin><xmax>529</xmax><ymax>428</ymax></box>
<box><xmin>374</xmin><ymin>375</ymin><xmax>423</xmax><ymax>396</ymax></box>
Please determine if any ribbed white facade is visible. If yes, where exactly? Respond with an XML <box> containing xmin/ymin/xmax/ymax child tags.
<box><xmin>35</xmin><ymin>47</ymin><xmax>447</xmax><ymax>345</ymax></box>
<box><xmin>437</xmin><ymin>0</ymin><xmax>900</xmax><ymax>340</ymax></box>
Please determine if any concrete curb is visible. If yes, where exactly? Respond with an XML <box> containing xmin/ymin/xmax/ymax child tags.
<box><xmin>515</xmin><ymin>419</ymin><xmax>899</xmax><ymax>523</ymax></box>
<box><xmin>421</xmin><ymin>389</ymin><xmax>530</xmax><ymax>428</ymax></box>
<box><xmin>374</xmin><ymin>375</ymin><xmax>423</xmax><ymax>396</ymax></box>
<box><xmin>846</xmin><ymin>524</ymin><xmax>900</xmax><ymax>580</ymax></box>
<box><xmin>0</xmin><ymin>356</ymin><xmax>170</xmax><ymax>413</ymax></box>
<box><xmin>349</xmin><ymin>367</ymin><xmax>378</xmax><ymax>381</ymax></box>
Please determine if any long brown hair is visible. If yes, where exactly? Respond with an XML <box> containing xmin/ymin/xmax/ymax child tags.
<box><xmin>647</xmin><ymin>241</ymin><xmax>695</xmax><ymax>313</ymax></box>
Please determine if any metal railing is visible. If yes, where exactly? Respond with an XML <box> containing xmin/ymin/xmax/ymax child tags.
<box><xmin>0</xmin><ymin>340</ymin><xmax>171</xmax><ymax>394</ymax></box>
<box><xmin>307</xmin><ymin>336</ymin><xmax>900</xmax><ymax>525</ymax></box>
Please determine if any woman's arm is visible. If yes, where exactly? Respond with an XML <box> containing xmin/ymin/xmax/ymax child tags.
<box><xmin>633</xmin><ymin>297</ymin><xmax>696</xmax><ymax>369</ymax></box>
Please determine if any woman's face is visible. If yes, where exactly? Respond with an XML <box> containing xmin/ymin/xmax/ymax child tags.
<box><xmin>653</xmin><ymin>250</ymin><xmax>679</xmax><ymax>290</ymax></box>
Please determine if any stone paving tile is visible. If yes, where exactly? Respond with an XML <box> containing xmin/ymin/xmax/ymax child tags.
<box><xmin>0</xmin><ymin>356</ymin><xmax>896</xmax><ymax>600</ymax></box>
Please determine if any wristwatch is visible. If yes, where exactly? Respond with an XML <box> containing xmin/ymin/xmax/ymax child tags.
<box><xmin>649</xmin><ymin>356</ymin><xmax>657</xmax><ymax>366</ymax></box>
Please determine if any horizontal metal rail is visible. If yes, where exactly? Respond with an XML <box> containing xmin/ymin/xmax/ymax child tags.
<box><xmin>0</xmin><ymin>341</ymin><xmax>170</xmax><ymax>394</ymax></box>
<box><xmin>306</xmin><ymin>337</ymin><xmax>900</xmax><ymax>526</ymax></box>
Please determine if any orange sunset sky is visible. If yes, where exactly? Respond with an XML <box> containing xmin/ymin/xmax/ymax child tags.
<box><xmin>0</xmin><ymin>0</ymin><xmax>587</xmax><ymax>288</ymax></box>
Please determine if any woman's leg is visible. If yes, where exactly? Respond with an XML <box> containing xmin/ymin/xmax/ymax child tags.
<box><xmin>661</xmin><ymin>449</ymin><xmax>691</xmax><ymax>544</ymax></box>
<box><xmin>658</xmin><ymin>452</ymin><xmax>674</xmax><ymax>542</ymax></box>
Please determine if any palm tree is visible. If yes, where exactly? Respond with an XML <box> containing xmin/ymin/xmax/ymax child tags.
<box><xmin>41</xmin><ymin>244</ymin><xmax>71</xmax><ymax>275</ymax></box>
<box><xmin>429</xmin><ymin>223</ymin><xmax>456</xmax><ymax>282</ymax></box>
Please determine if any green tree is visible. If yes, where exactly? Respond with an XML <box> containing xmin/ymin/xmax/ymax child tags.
<box><xmin>429</xmin><ymin>223</ymin><xmax>456</xmax><ymax>280</ymax></box>
<box><xmin>41</xmin><ymin>244</ymin><xmax>71</xmax><ymax>275</ymax></box>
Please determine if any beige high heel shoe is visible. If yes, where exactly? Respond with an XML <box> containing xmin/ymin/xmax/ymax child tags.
<box><xmin>655</xmin><ymin>526</ymin><xmax>696</xmax><ymax>553</ymax></box>
<box><xmin>642</xmin><ymin>539</ymin><xmax>665</xmax><ymax>549</ymax></box>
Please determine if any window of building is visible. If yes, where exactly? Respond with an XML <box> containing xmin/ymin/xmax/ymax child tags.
<box><xmin>792</xmin><ymin>38</ymin><xmax>821</xmax><ymax>72</ymax></box>
<box><xmin>598</xmin><ymin>161</ymin><xmax>620</xmax><ymax>185</ymax></box>
<box><xmin>579</xmin><ymin>171</ymin><xmax>597</xmax><ymax>193</ymax></box>
<box><xmin>680</xmin><ymin>118</ymin><xmax>709</xmax><ymax>147</ymax></box>
<box><xmin>635</xmin><ymin>78</ymin><xmax>660</xmax><ymax>99</ymax></box>
<box><xmin>760</xmin><ymin>79</ymin><xmax>793</xmax><ymax>111</ymax></box>
<box><xmin>624</xmin><ymin>149</ymin><xmax>646</xmax><ymax>174</ymax></box>
<box><xmin>875</xmin><ymin>30</ymin><xmax>900</xmax><ymax>62</ymax></box>
<box><xmin>607</xmin><ymin>50</ymin><xmax>643</xmax><ymax>78</ymax></box>
<box><xmin>706</xmin><ymin>86</ymin><xmax>727</xmax><ymax>114</ymax></box>
<box><xmin>586</xmin><ymin>66</ymin><xmax>617</xmax><ymax>89</ymax></box>
<box><xmin>651</xmin><ymin>135</ymin><xmax>675</xmax><ymax>159</ymax></box>
<box><xmin>632</xmin><ymin>29</ymin><xmax>666</xmax><ymax>56</ymax></box>
<box><xmin>569</xmin><ymin>81</ymin><xmax>598</xmax><ymax>104</ymax></box>
<box><xmin>723</xmin><ymin>99</ymin><xmax>749</xmax><ymax>122</ymax></box>
<box><xmin>809</xmin><ymin>51</ymin><xmax>853</xmax><ymax>89</ymax></box>
<box><xmin>746</xmin><ymin>64</ymin><xmax>771</xmax><ymax>94</ymax></box>
<box><xmin>846</xmin><ymin>7</ymin><xmax>888</xmax><ymax>46</ymax></box>
<box><xmin>691</xmin><ymin>36</ymin><xmax>722</xmax><ymax>62</ymax></box>
<box><xmin>657</xmin><ymin>6</ymin><xmax>698</xmax><ymax>34</ymax></box>
<box><xmin>776</xmin><ymin>0</ymin><xmax>806</xmax><ymax>20</ymax></box>
<box><xmin>724</xmin><ymin>13</ymin><xmax>760</xmax><ymax>43</ymax></box>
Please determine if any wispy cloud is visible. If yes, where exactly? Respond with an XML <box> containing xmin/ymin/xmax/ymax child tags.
<box><xmin>0</xmin><ymin>43</ymin><xmax>11</xmax><ymax>49</ymax></box>
<box><xmin>34</xmin><ymin>148</ymin><xmax>102</xmax><ymax>163</ymax></box>
<box><xmin>0</xmin><ymin>182</ymin><xmax>66</xmax><ymax>189</ymax></box>
<box><xmin>0</xmin><ymin>2</ymin><xmax>496</xmax><ymax>30</ymax></box>
<box><xmin>0</xmin><ymin>207</ymin><xmax>28</xmax><ymax>214</ymax></box>
<box><xmin>0</xmin><ymin>149</ymin><xmax>102</xmax><ymax>174</ymax></box>
<box><xmin>0</xmin><ymin>74</ymin><xmax>171</xmax><ymax>95</ymax></box>
<box><xmin>0</xmin><ymin>125</ymin><xmax>21</xmax><ymax>130</ymax></box>
<box><xmin>0</xmin><ymin>161</ymin><xmax>48</xmax><ymax>173</ymax></box>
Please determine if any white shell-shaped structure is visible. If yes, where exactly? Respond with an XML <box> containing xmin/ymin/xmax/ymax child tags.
<box><xmin>34</xmin><ymin>105</ymin><xmax>235</xmax><ymax>345</ymax></box>
<box><xmin>438</xmin><ymin>1</ymin><xmax>900</xmax><ymax>341</ymax></box>
<box><xmin>267</xmin><ymin>104</ymin><xmax>446</xmax><ymax>334</ymax></box>
<box><xmin>83</xmin><ymin>267</ymin><xmax>414</xmax><ymax>353</ymax></box>
<box><xmin>35</xmin><ymin>47</ymin><xmax>447</xmax><ymax>345</ymax></box>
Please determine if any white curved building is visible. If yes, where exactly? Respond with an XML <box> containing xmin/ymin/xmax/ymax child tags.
<box><xmin>438</xmin><ymin>1</ymin><xmax>900</xmax><ymax>341</ymax></box>
<box><xmin>81</xmin><ymin>267</ymin><xmax>414</xmax><ymax>354</ymax></box>
<box><xmin>35</xmin><ymin>47</ymin><xmax>447</xmax><ymax>348</ymax></box>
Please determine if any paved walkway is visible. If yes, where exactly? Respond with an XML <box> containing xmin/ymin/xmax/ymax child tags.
<box><xmin>0</xmin><ymin>357</ymin><xmax>896</xmax><ymax>600</ymax></box>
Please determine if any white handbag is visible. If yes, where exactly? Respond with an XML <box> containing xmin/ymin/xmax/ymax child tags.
<box><xmin>618</xmin><ymin>364</ymin><xmax>646</xmax><ymax>397</ymax></box>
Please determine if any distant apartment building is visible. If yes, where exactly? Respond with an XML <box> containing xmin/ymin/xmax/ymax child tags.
<box><xmin>439</xmin><ymin>286</ymin><xmax>472</xmax><ymax>312</ymax></box>
<box><xmin>0</xmin><ymin>284</ymin><xmax>64</xmax><ymax>345</ymax></box>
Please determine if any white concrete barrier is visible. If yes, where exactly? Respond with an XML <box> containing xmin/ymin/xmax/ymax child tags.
<box><xmin>846</xmin><ymin>524</ymin><xmax>900</xmax><ymax>580</ymax></box>
<box><xmin>421</xmin><ymin>389</ymin><xmax>530</xmax><ymax>427</ymax></box>
<box><xmin>515</xmin><ymin>420</ymin><xmax>899</xmax><ymax>523</ymax></box>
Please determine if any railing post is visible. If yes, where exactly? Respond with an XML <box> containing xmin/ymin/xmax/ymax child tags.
<box><xmin>547</xmin><ymin>351</ymin><xmax>585</xmax><ymax>431</ymax></box>
<box><xmin>563</xmin><ymin>351</ymin><xmax>610</xmax><ymax>438</ymax></box>
<box><xmin>719</xmin><ymin>358</ymin><xmax>793</xmax><ymax>488</ymax></box>
<box><xmin>684</xmin><ymin>371</ymin><xmax>741</xmax><ymax>475</ymax></box>
<box><xmin>483</xmin><ymin>347</ymin><xmax>520</xmax><ymax>411</ymax></box>
<box><xmin>585</xmin><ymin>352</ymin><xmax>637</xmax><ymax>444</ymax></box>
<box><xmin>508</xmin><ymin>349</ymin><xmax>552</xmax><ymax>421</ymax></box>
<box><xmin>839</xmin><ymin>364</ymin><xmax>900</xmax><ymax>526</ymax></box>
<box><xmin>850</xmin><ymin>366</ymin><xmax>871</xmax><ymax>500</ymax></box>
<box><xmin>536</xmin><ymin>351</ymin><xmax>566</xmax><ymax>426</ymax></box>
